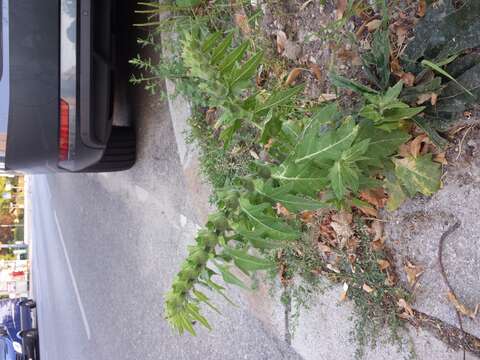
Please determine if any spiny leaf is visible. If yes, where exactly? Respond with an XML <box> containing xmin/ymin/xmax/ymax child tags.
<box><xmin>230</xmin><ymin>52</ymin><xmax>264</xmax><ymax>87</ymax></box>
<box><xmin>255</xmin><ymin>85</ymin><xmax>304</xmax><ymax>114</ymax></box>
<box><xmin>219</xmin><ymin>42</ymin><xmax>249</xmax><ymax>74</ymax></box>
<box><xmin>211</xmin><ymin>32</ymin><xmax>234</xmax><ymax>64</ymax></box>
<box><xmin>223</xmin><ymin>247</ymin><xmax>276</xmax><ymax>271</ymax></box>
<box><xmin>239</xmin><ymin>198</ymin><xmax>299</xmax><ymax>240</ymax></box>
<box><xmin>202</xmin><ymin>32</ymin><xmax>222</xmax><ymax>52</ymax></box>
<box><xmin>216</xmin><ymin>263</ymin><xmax>249</xmax><ymax>289</ymax></box>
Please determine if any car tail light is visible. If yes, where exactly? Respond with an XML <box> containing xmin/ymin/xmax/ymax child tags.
<box><xmin>59</xmin><ymin>99</ymin><xmax>70</xmax><ymax>161</ymax></box>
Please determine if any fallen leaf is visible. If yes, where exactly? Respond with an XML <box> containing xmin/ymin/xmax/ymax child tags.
<box><xmin>371</xmin><ymin>238</ymin><xmax>385</xmax><ymax>251</ymax></box>
<box><xmin>447</xmin><ymin>292</ymin><xmax>478</xmax><ymax>319</ymax></box>
<box><xmin>366</xmin><ymin>19</ymin><xmax>382</xmax><ymax>32</ymax></box>
<box><xmin>276</xmin><ymin>30</ymin><xmax>287</xmax><ymax>54</ymax></box>
<box><xmin>417</xmin><ymin>0</ymin><xmax>427</xmax><ymax>17</ymax></box>
<box><xmin>433</xmin><ymin>152</ymin><xmax>448</xmax><ymax>165</ymax></box>
<box><xmin>360</xmin><ymin>188</ymin><xmax>388</xmax><ymax>208</ymax></box>
<box><xmin>346</xmin><ymin>237</ymin><xmax>359</xmax><ymax>253</ymax></box>
<box><xmin>363</xmin><ymin>283</ymin><xmax>374</xmax><ymax>293</ymax></box>
<box><xmin>410</xmin><ymin>134</ymin><xmax>430</xmax><ymax>158</ymax></box>
<box><xmin>340</xmin><ymin>282</ymin><xmax>349</xmax><ymax>301</ymax></box>
<box><xmin>385</xmin><ymin>270</ymin><xmax>396</xmax><ymax>286</ymax></box>
<box><xmin>326</xmin><ymin>263</ymin><xmax>340</xmax><ymax>273</ymax></box>
<box><xmin>398</xmin><ymin>298</ymin><xmax>414</xmax><ymax>317</ymax></box>
<box><xmin>309</xmin><ymin>63</ymin><xmax>322</xmax><ymax>80</ymax></box>
<box><xmin>205</xmin><ymin>108</ymin><xmax>217</xmax><ymax>125</ymax></box>
<box><xmin>416</xmin><ymin>92</ymin><xmax>434</xmax><ymax>105</ymax></box>
<box><xmin>318</xmin><ymin>93</ymin><xmax>337</xmax><ymax>103</ymax></box>
<box><xmin>430</xmin><ymin>93</ymin><xmax>438</xmax><ymax>106</ymax></box>
<box><xmin>395</xmin><ymin>25</ymin><xmax>409</xmax><ymax>48</ymax></box>
<box><xmin>275</xmin><ymin>202</ymin><xmax>293</xmax><ymax>219</ymax></box>
<box><xmin>286</xmin><ymin>68</ymin><xmax>303</xmax><ymax>85</ymax></box>
<box><xmin>390</xmin><ymin>57</ymin><xmax>403</xmax><ymax>76</ymax></box>
<box><xmin>332</xmin><ymin>211</ymin><xmax>353</xmax><ymax>225</ymax></box>
<box><xmin>318</xmin><ymin>243</ymin><xmax>332</xmax><ymax>254</ymax></box>
<box><xmin>401</xmin><ymin>72</ymin><xmax>415</xmax><ymax>87</ymax></box>
<box><xmin>336</xmin><ymin>0</ymin><xmax>348</xmax><ymax>20</ymax></box>
<box><xmin>300</xmin><ymin>210</ymin><xmax>315</xmax><ymax>223</ymax></box>
<box><xmin>371</xmin><ymin>220</ymin><xmax>384</xmax><ymax>241</ymax></box>
<box><xmin>358</xmin><ymin>206</ymin><xmax>378</xmax><ymax>218</ymax></box>
<box><xmin>377</xmin><ymin>259</ymin><xmax>390</xmax><ymax>270</ymax></box>
<box><xmin>398</xmin><ymin>143</ymin><xmax>411</xmax><ymax>158</ymax></box>
<box><xmin>404</xmin><ymin>260</ymin><xmax>424</xmax><ymax>287</ymax></box>
<box><xmin>234</xmin><ymin>13</ymin><xmax>251</xmax><ymax>35</ymax></box>
<box><xmin>330</xmin><ymin>222</ymin><xmax>353</xmax><ymax>248</ymax></box>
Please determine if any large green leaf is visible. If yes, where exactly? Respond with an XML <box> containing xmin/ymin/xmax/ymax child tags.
<box><xmin>328</xmin><ymin>160</ymin><xmax>361</xmax><ymax>199</ymax></box>
<box><xmin>216</xmin><ymin>263</ymin><xmax>249</xmax><ymax>289</ymax></box>
<box><xmin>238</xmin><ymin>198</ymin><xmax>299</xmax><ymax>240</ymax></box>
<box><xmin>394</xmin><ymin>154</ymin><xmax>441</xmax><ymax>197</ymax></box>
<box><xmin>294</xmin><ymin>117</ymin><xmax>359</xmax><ymax>164</ymax></box>
<box><xmin>356</xmin><ymin>123</ymin><xmax>410</xmax><ymax>159</ymax></box>
<box><xmin>272</xmin><ymin>162</ymin><xmax>329</xmax><ymax>197</ymax></box>
<box><xmin>233</xmin><ymin>223</ymin><xmax>284</xmax><ymax>250</ymax></box>
<box><xmin>254</xmin><ymin>180</ymin><xmax>326</xmax><ymax>212</ymax></box>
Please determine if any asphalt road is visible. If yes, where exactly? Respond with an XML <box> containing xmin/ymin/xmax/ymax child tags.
<box><xmin>28</xmin><ymin>30</ymin><xmax>301</xmax><ymax>360</ymax></box>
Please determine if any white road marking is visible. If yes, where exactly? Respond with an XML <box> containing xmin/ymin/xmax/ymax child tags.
<box><xmin>53</xmin><ymin>212</ymin><xmax>92</xmax><ymax>340</ymax></box>
<box><xmin>43</xmin><ymin>176</ymin><xmax>52</xmax><ymax>199</ymax></box>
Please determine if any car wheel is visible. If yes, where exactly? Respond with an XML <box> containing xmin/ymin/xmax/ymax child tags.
<box><xmin>19</xmin><ymin>299</ymin><xmax>36</xmax><ymax>309</ymax></box>
<box><xmin>85</xmin><ymin>126</ymin><xmax>136</xmax><ymax>172</ymax></box>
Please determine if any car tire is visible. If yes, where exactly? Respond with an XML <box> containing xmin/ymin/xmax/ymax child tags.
<box><xmin>86</xmin><ymin>126</ymin><xmax>136</xmax><ymax>172</ymax></box>
<box><xmin>19</xmin><ymin>299</ymin><xmax>36</xmax><ymax>309</ymax></box>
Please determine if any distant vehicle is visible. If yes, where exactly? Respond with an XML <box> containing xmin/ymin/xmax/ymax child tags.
<box><xmin>0</xmin><ymin>298</ymin><xmax>39</xmax><ymax>360</ymax></box>
<box><xmin>0</xmin><ymin>0</ymin><xmax>135</xmax><ymax>173</ymax></box>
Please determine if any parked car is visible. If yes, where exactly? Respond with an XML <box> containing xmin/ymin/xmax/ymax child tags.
<box><xmin>0</xmin><ymin>0</ymin><xmax>135</xmax><ymax>173</ymax></box>
<box><xmin>0</xmin><ymin>298</ymin><xmax>39</xmax><ymax>360</ymax></box>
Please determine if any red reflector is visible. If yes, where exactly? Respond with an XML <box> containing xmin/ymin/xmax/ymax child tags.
<box><xmin>59</xmin><ymin>99</ymin><xmax>70</xmax><ymax>161</ymax></box>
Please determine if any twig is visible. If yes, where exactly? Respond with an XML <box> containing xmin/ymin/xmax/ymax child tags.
<box><xmin>454</xmin><ymin>125</ymin><xmax>474</xmax><ymax>162</ymax></box>
<box><xmin>438</xmin><ymin>221</ymin><xmax>465</xmax><ymax>360</ymax></box>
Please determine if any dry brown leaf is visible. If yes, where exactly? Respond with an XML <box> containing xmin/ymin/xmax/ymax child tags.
<box><xmin>447</xmin><ymin>292</ymin><xmax>478</xmax><ymax>319</ymax></box>
<box><xmin>390</xmin><ymin>57</ymin><xmax>403</xmax><ymax>76</ymax></box>
<box><xmin>318</xmin><ymin>244</ymin><xmax>332</xmax><ymax>254</ymax></box>
<box><xmin>410</xmin><ymin>134</ymin><xmax>430</xmax><ymax>158</ymax></box>
<box><xmin>340</xmin><ymin>282</ymin><xmax>349</xmax><ymax>301</ymax></box>
<box><xmin>398</xmin><ymin>143</ymin><xmax>411</xmax><ymax>158</ymax></box>
<box><xmin>416</xmin><ymin>92</ymin><xmax>433</xmax><ymax>105</ymax></box>
<box><xmin>395</xmin><ymin>25</ymin><xmax>408</xmax><ymax>48</ymax></box>
<box><xmin>398</xmin><ymin>298</ymin><xmax>414</xmax><ymax>317</ymax></box>
<box><xmin>286</xmin><ymin>68</ymin><xmax>303</xmax><ymax>85</ymax></box>
<box><xmin>336</xmin><ymin>0</ymin><xmax>348</xmax><ymax>20</ymax></box>
<box><xmin>417</xmin><ymin>0</ymin><xmax>427</xmax><ymax>17</ymax></box>
<box><xmin>371</xmin><ymin>220</ymin><xmax>384</xmax><ymax>241</ymax></box>
<box><xmin>358</xmin><ymin>206</ymin><xmax>378</xmax><ymax>218</ymax></box>
<box><xmin>326</xmin><ymin>263</ymin><xmax>340</xmax><ymax>273</ymax></box>
<box><xmin>377</xmin><ymin>259</ymin><xmax>391</xmax><ymax>271</ymax></box>
<box><xmin>431</xmin><ymin>93</ymin><xmax>438</xmax><ymax>106</ymax></box>
<box><xmin>371</xmin><ymin>238</ymin><xmax>385</xmax><ymax>251</ymax></box>
<box><xmin>363</xmin><ymin>283</ymin><xmax>374</xmax><ymax>293</ymax></box>
<box><xmin>433</xmin><ymin>152</ymin><xmax>448</xmax><ymax>165</ymax></box>
<box><xmin>332</xmin><ymin>211</ymin><xmax>353</xmax><ymax>225</ymax></box>
<box><xmin>360</xmin><ymin>188</ymin><xmax>388</xmax><ymax>208</ymax></box>
<box><xmin>234</xmin><ymin>13</ymin><xmax>251</xmax><ymax>35</ymax></box>
<box><xmin>401</xmin><ymin>72</ymin><xmax>415</xmax><ymax>87</ymax></box>
<box><xmin>205</xmin><ymin>108</ymin><xmax>217</xmax><ymax>125</ymax></box>
<box><xmin>309</xmin><ymin>63</ymin><xmax>322</xmax><ymax>80</ymax></box>
<box><xmin>275</xmin><ymin>203</ymin><xmax>293</xmax><ymax>219</ymax></box>
<box><xmin>366</xmin><ymin>19</ymin><xmax>382</xmax><ymax>32</ymax></box>
<box><xmin>318</xmin><ymin>93</ymin><xmax>337</xmax><ymax>103</ymax></box>
<box><xmin>300</xmin><ymin>210</ymin><xmax>315</xmax><ymax>223</ymax></box>
<box><xmin>330</xmin><ymin>221</ymin><xmax>354</xmax><ymax>247</ymax></box>
<box><xmin>346</xmin><ymin>237</ymin><xmax>359</xmax><ymax>253</ymax></box>
<box><xmin>276</xmin><ymin>31</ymin><xmax>287</xmax><ymax>54</ymax></box>
<box><xmin>404</xmin><ymin>260</ymin><xmax>424</xmax><ymax>287</ymax></box>
<box><xmin>385</xmin><ymin>270</ymin><xmax>396</xmax><ymax>286</ymax></box>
